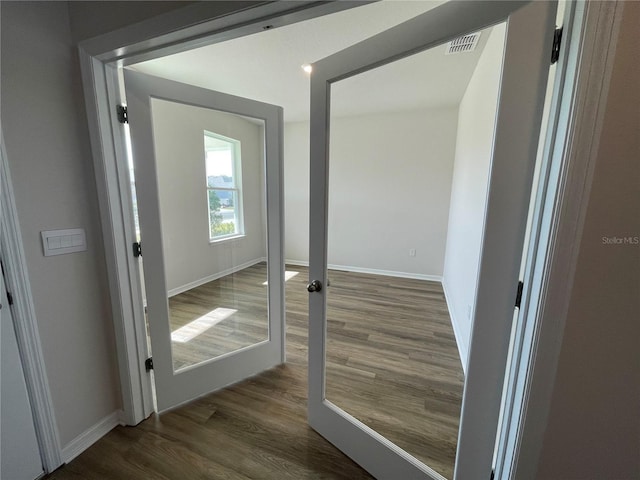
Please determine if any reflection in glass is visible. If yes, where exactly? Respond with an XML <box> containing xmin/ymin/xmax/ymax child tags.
<box><xmin>324</xmin><ymin>23</ymin><xmax>505</xmax><ymax>478</ymax></box>
<box><xmin>150</xmin><ymin>98</ymin><xmax>268</xmax><ymax>372</ymax></box>
<box><xmin>205</xmin><ymin>132</ymin><xmax>243</xmax><ymax>239</ymax></box>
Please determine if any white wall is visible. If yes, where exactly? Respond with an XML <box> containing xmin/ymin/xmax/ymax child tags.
<box><xmin>0</xmin><ymin>1</ymin><xmax>122</xmax><ymax>447</ymax></box>
<box><xmin>441</xmin><ymin>25</ymin><xmax>505</xmax><ymax>368</ymax></box>
<box><xmin>535</xmin><ymin>3</ymin><xmax>640</xmax><ymax>477</ymax></box>
<box><xmin>285</xmin><ymin>107</ymin><xmax>458</xmax><ymax>278</ymax></box>
<box><xmin>151</xmin><ymin>100</ymin><xmax>266</xmax><ymax>293</ymax></box>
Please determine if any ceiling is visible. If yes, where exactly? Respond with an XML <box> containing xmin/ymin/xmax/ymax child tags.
<box><xmin>129</xmin><ymin>1</ymin><xmax>491</xmax><ymax>123</ymax></box>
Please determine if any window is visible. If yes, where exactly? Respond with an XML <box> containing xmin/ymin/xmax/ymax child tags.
<box><xmin>204</xmin><ymin>131</ymin><xmax>243</xmax><ymax>240</ymax></box>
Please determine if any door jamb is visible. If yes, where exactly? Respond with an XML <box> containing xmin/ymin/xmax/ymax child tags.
<box><xmin>495</xmin><ymin>2</ymin><xmax>625</xmax><ymax>478</ymax></box>
<box><xmin>1</xmin><ymin>130</ymin><xmax>64</xmax><ymax>472</ymax></box>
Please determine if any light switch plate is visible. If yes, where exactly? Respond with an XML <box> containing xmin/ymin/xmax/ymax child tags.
<box><xmin>41</xmin><ymin>229</ymin><xmax>87</xmax><ymax>257</ymax></box>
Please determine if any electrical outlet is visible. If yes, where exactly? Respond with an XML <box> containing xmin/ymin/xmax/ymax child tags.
<box><xmin>409</xmin><ymin>249</ymin><xmax>416</xmax><ymax>257</ymax></box>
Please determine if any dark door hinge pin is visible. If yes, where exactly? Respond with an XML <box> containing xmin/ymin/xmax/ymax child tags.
<box><xmin>117</xmin><ymin>105</ymin><xmax>128</xmax><ymax>124</ymax></box>
<box><xmin>551</xmin><ymin>27</ymin><xmax>563</xmax><ymax>64</ymax></box>
<box><xmin>515</xmin><ymin>281</ymin><xmax>524</xmax><ymax>309</ymax></box>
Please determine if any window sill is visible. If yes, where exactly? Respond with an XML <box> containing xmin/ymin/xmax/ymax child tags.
<box><xmin>209</xmin><ymin>234</ymin><xmax>245</xmax><ymax>245</ymax></box>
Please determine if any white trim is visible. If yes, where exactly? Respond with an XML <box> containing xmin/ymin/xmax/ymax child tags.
<box><xmin>441</xmin><ymin>278</ymin><xmax>468</xmax><ymax>375</ymax></box>
<box><xmin>61</xmin><ymin>410</ymin><xmax>124</xmax><ymax>464</ymax></box>
<box><xmin>285</xmin><ymin>259</ymin><xmax>442</xmax><ymax>282</ymax></box>
<box><xmin>497</xmin><ymin>2</ymin><xmax>626</xmax><ymax>478</ymax></box>
<box><xmin>328</xmin><ymin>264</ymin><xmax>441</xmax><ymax>282</ymax></box>
<box><xmin>78</xmin><ymin>55</ymin><xmax>154</xmax><ymax>426</ymax></box>
<box><xmin>167</xmin><ymin>257</ymin><xmax>266</xmax><ymax>297</ymax></box>
<box><xmin>79</xmin><ymin>0</ymin><xmax>363</xmax><ymax>426</ymax></box>
<box><xmin>0</xmin><ymin>131</ymin><xmax>63</xmax><ymax>472</ymax></box>
<box><xmin>80</xmin><ymin>2</ymin><xmax>364</xmax><ymax>65</ymax></box>
<box><xmin>208</xmin><ymin>234</ymin><xmax>246</xmax><ymax>245</ymax></box>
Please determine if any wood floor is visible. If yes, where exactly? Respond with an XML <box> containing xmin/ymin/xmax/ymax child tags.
<box><xmin>47</xmin><ymin>264</ymin><xmax>464</xmax><ymax>480</ymax></box>
<box><xmin>168</xmin><ymin>263</ymin><xmax>269</xmax><ymax>370</ymax></box>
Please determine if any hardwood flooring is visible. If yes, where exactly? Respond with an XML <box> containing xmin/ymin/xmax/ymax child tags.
<box><xmin>168</xmin><ymin>263</ymin><xmax>269</xmax><ymax>370</ymax></box>
<box><xmin>46</xmin><ymin>264</ymin><xmax>463</xmax><ymax>480</ymax></box>
<box><xmin>322</xmin><ymin>269</ymin><xmax>464</xmax><ymax>477</ymax></box>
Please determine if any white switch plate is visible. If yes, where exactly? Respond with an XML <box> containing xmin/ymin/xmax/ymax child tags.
<box><xmin>41</xmin><ymin>229</ymin><xmax>87</xmax><ymax>257</ymax></box>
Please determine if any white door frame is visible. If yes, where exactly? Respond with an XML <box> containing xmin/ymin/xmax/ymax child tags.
<box><xmin>1</xmin><ymin>131</ymin><xmax>63</xmax><ymax>472</ymax></box>
<box><xmin>495</xmin><ymin>1</ymin><xmax>625</xmax><ymax>478</ymax></box>
<box><xmin>77</xmin><ymin>1</ymin><xmax>623</xmax><ymax>477</ymax></box>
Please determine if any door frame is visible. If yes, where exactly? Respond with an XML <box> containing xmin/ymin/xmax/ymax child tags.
<box><xmin>1</xmin><ymin>130</ymin><xmax>63</xmax><ymax>471</ymax></box>
<box><xmin>495</xmin><ymin>1</ymin><xmax>626</xmax><ymax>477</ymax></box>
<box><xmin>78</xmin><ymin>0</ymin><xmax>623</xmax><ymax>477</ymax></box>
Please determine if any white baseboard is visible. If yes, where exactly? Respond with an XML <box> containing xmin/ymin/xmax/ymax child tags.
<box><xmin>167</xmin><ymin>257</ymin><xmax>266</xmax><ymax>297</ymax></box>
<box><xmin>285</xmin><ymin>259</ymin><xmax>442</xmax><ymax>282</ymax></box>
<box><xmin>441</xmin><ymin>278</ymin><xmax>468</xmax><ymax>375</ymax></box>
<box><xmin>61</xmin><ymin>410</ymin><xmax>124</xmax><ymax>463</ymax></box>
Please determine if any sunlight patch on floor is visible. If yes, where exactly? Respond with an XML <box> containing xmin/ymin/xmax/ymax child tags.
<box><xmin>262</xmin><ymin>270</ymin><xmax>299</xmax><ymax>285</ymax></box>
<box><xmin>171</xmin><ymin>307</ymin><xmax>237</xmax><ymax>343</ymax></box>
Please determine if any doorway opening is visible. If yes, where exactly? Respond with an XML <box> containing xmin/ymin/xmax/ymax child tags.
<box><xmin>84</xmin><ymin>1</ymin><xmax>568</xmax><ymax>475</ymax></box>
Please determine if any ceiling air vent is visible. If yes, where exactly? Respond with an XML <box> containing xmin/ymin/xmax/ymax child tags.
<box><xmin>445</xmin><ymin>32</ymin><xmax>481</xmax><ymax>55</ymax></box>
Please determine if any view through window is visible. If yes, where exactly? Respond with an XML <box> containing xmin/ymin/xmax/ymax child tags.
<box><xmin>204</xmin><ymin>131</ymin><xmax>243</xmax><ymax>240</ymax></box>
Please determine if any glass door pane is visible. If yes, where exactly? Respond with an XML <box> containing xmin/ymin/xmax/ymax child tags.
<box><xmin>324</xmin><ymin>26</ymin><xmax>505</xmax><ymax>476</ymax></box>
<box><xmin>149</xmin><ymin>98</ymin><xmax>269</xmax><ymax>372</ymax></box>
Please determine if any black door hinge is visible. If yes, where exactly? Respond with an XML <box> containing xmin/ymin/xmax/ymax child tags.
<box><xmin>117</xmin><ymin>105</ymin><xmax>128</xmax><ymax>124</ymax></box>
<box><xmin>132</xmin><ymin>241</ymin><xmax>142</xmax><ymax>258</ymax></box>
<box><xmin>490</xmin><ymin>468</ymin><xmax>495</xmax><ymax>480</ymax></box>
<box><xmin>1</xmin><ymin>260</ymin><xmax>12</xmax><ymax>306</ymax></box>
<box><xmin>515</xmin><ymin>281</ymin><xmax>524</xmax><ymax>309</ymax></box>
<box><xmin>551</xmin><ymin>27</ymin><xmax>563</xmax><ymax>64</ymax></box>
<box><xmin>145</xmin><ymin>357</ymin><xmax>154</xmax><ymax>371</ymax></box>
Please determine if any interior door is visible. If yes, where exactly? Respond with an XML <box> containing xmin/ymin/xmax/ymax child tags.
<box><xmin>308</xmin><ymin>1</ymin><xmax>555</xmax><ymax>479</ymax></box>
<box><xmin>1</xmin><ymin>265</ymin><xmax>44</xmax><ymax>480</ymax></box>
<box><xmin>124</xmin><ymin>70</ymin><xmax>285</xmax><ymax>412</ymax></box>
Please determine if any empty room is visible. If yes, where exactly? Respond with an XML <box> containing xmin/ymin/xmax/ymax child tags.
<box><xmin>5</xmin><ymin>1</ymin><xmax>635</xmax><ymax>480</ymax></box>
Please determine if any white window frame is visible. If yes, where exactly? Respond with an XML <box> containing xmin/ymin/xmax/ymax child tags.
<box><xmin>204</xmin><ymin>130</ymin><xmax>244</xmax><ymax>242</ymax></box>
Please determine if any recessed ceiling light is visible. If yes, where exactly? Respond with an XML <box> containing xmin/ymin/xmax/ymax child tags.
<box><xmin>302</xmin><ymin>64</ymin><xmax>313</xmax><ymax>74</ymax></box>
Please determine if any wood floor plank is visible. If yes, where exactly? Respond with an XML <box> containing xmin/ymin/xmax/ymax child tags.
<box><xmin>46</xmin><ymin>264</ymin><xmax>463</xmax><ymax>479</ymax></box>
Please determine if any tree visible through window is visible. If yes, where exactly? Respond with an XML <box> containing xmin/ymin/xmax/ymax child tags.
<box><xmin>205</xmin><ymin>132</ymin><xmax>243</xmax><ymax>240</ymax></box>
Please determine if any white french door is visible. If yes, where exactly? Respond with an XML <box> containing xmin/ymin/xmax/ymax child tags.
<box><xmin>124</xmin><ymin>70</ymin><xmax>285</xmax><ymax>412</ymax></box>
<box><xmin>307</xmin><ymin>1</ymin><xmax>556</xmax><ymax>479</ymax></box>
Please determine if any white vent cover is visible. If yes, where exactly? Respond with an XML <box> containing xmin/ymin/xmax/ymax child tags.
<box><xmin>445</xmin><ymin>32</ymin><xmax>481</xmax><ymax>55</ymax></box>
